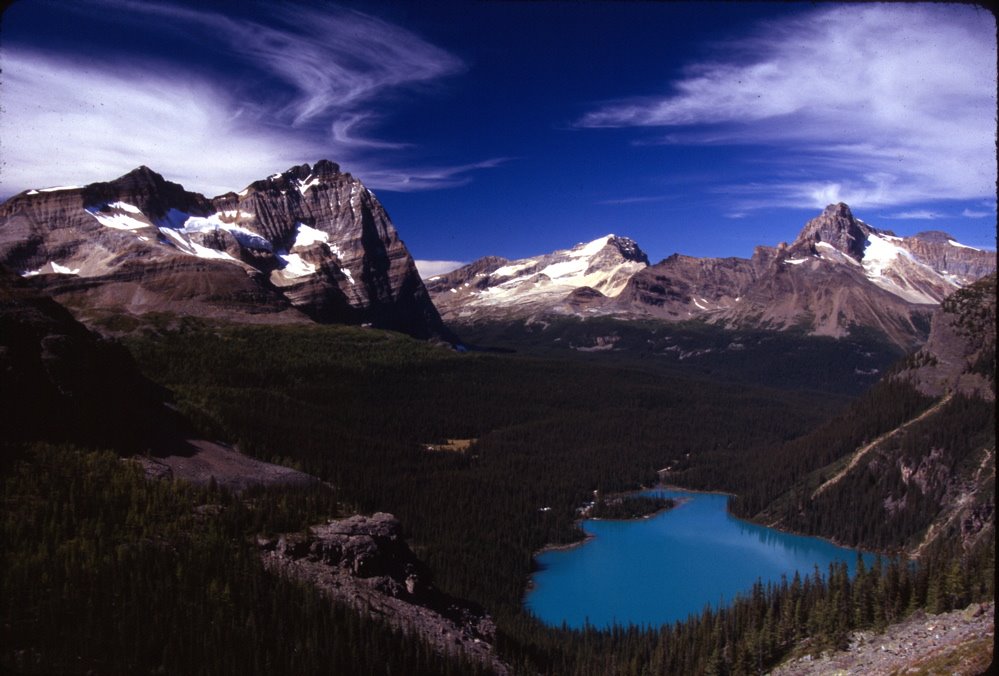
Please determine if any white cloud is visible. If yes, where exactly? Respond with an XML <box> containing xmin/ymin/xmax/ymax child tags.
<box><xmin>414</xmin><ymin>260</ymin><xmax>467</xmax><ymax>278</ymax></box>
<box><xmin>0</xmin><ymin>1</ymin><xmax>498</xmax><ymax>197</ymax></box>
<box><xmin>0</xmin><ymin>51</ymin><xmax>313</xmax><ymax>196</ymax></box>
<box><xmin>962</xmin><ymin>208</ymin><xmax>992</xmax><ymax>219</ymax></box>
<box><xmin>85</xmin><ymin>0</ymin><xmax>464</xmax><ymax>128</ymax></box>
<box><xmin>596</xmin><ymin>196</ymin><xmax>667</xmax><ymax>205</ymax></box>
<box><xmin>881</xmin><ymin>210</ymin><xmax>943</xmax><ymax>220</ymax></box>
<box><xmin>357</xmin><ymin>158</ymin><xmax>512</xmax><ymax>192</ymax></box>
<box><xmin>580</xmin><ymin>4</ymin><xmax>997</xmax><ymax>211</ymax></box>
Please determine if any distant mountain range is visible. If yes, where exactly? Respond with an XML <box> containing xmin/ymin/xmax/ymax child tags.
<box><xmin>428</xmin><ymin>203</ymin><xmax>994</xmax><ymax>349</ymax></box>
<box><xmin>0</xmin><ymin>161</ymin><xmax>449</xmax><ymax>339</ymax></box>
<box><xmin>1</xmin><ymin>163</ymin><xmax>993</xmax><ymax>349</ymax></box>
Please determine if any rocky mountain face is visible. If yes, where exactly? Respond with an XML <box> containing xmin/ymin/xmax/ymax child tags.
<box><xmin>894</xmin><ymin>273</ymin><xmax>996</xmax><ymax>401</ymax></box>
<box><xmin>0</xmin><ymin>162</ymin><xmax>449</xmax><ymax>339</ymax></box>
<box><xmin>425</xmin><ymin>234</ymin><xmax>649</xmax><ymax>322</ymax></box>
<box><xmin>429</xmin><ymin>203</ymin><xmax>994</xmax><ymax>350</ymax></box>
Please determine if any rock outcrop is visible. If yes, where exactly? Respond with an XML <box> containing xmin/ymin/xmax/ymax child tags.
<box><xmin>771</xmin><ymin>602</ymin><xmax>994</xmax><ymax>676</ymax></box>
<box><xmin>0</xmin><ymin>162</ymin><xmax>450</xmax><ymax>339</ymax></box>
<box><xmin>260</xmin><ymin>513</ymin><xmax>509</xmax><ymax>674</ymax></box>
<box><xmin>135</xmin><ymin>440</ymin><xmax>320</xmax><ymax>493</ymax></box>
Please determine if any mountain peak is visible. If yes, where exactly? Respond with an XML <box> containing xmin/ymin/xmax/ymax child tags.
<box><xmin>113</xmin><ymin>165</ymin><xmax>170</xmax><ymax>189</ymax></box>
<box><xmin>606</xmin><ymin>235</ymin><xmax>650</xmax><ymax>265</ymax></box>
<box><xmin>912</xmin><ymin>230</ymin><xmax>957</xmax><ymax>244</ymax></box>
<box><xmin>823</xmin><ymin>202</ymin><xmax>853</xmax><ymax>218</ymax></box>
<box><xmin>278</xmin><ymin>160</ymin><xmax>343</xmax><ymax>183</ymax></box>
<box><xmin>793</xmin><ymin>202</ymin><xmax>869</xmax><ymax>260</ymax></box>
<box><xmin>82</xmin><ymin>165</ymin><xmax>206</xmax><ymax>218</ymax></box>
<box><xmin>311</xmin><ymin>159</ymin><xmax>342</xmax><ymax>177</ymax></box>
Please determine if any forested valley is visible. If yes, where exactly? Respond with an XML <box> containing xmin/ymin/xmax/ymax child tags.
<box><xmin>2</xmin><ymin>308</ymin><xmax>994</xmax><ymax>674</ymax></box>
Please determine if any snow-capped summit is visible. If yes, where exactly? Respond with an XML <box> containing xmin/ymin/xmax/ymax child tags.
<box><xmin>425</xmin><ymin>235</ymin><xmax>649</xmax><ymax>322</ymax></box>
<box><xmin>776</xmin><ymin>203</ymin><xmax>981</xmax><ymax>306</ymax></box>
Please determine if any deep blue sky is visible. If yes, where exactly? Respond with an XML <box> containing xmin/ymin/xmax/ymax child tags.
<box><xmin>2</xmin><ymin>1</ymin><xmax>995</xmax><ymax>273</ymax></box>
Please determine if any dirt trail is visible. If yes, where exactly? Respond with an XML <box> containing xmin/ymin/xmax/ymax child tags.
<box><xmin>812</xmin><ymin>393</ymin><xmax>953</xmax><ymax>499</ymax></box>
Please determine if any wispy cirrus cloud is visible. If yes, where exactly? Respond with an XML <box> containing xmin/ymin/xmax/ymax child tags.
<box><xmin>0</xmin><ymin>0</ymin><xmax>499</xmax><ymax>196</ymax></box>
<box><xmin>91</xmin><ymin>0</ymin><xmax>464</xmax><ymax>128</ymax></box>
<box><xmin>358</xmin><ymin>158</ymin><xmax>513</xmax><ymax>192</ymax></box>
<box><xmin>579</xmin><ymin>4</ymin><xmax>997</xmax><ymax>212</ymax></box>
<box><xmin>881</xmin><ymin>210</ymin><xmax>944</xmax><ymax>220</ymax></box>
<box><xmin>596</xmin><ymin>196</ymin><xmax>669</xmax><ymax>206</ymax></box>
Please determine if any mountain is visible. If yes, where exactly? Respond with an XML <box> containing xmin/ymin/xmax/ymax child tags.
<box><xmin>0</xmin><ymin>161</ymin><xmax>449</xmax><ymax>339</ymax></box>
<box><xmin>429</xmin><ymin>203</ymin><xmax>994</xmax><ymax>349</ymax></box>
<box><xmin>424</xmin><ymin>234</ymin><xmax>649</xmax><ymax>322</ymax></box>
<box><xmin>617</xmin><ymin>204</ymin><xmax>994</xmax><ymax>349</ymax></box>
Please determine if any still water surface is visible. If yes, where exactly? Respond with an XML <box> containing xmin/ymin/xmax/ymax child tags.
<box><xmin>526</xmin><ymin>488</ymin><xmax>873</xmax><ymax>628</ymax></box>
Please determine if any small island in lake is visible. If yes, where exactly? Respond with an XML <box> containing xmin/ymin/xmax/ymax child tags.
<box><xmin>585</xmin><ymin>494</ymin><xmax>676</xmax><ymax>520</ymax></box>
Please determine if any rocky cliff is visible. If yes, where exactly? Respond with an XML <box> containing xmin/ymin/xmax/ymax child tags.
<box><xmin>0</xmin><ymin>162</ymin><xmax>449</xmax><ymax>339</ymax></box>
<box><xmin>895</xmin><ymin>273</ymin><xmax>996</xmax><ymax>400</ymax></box>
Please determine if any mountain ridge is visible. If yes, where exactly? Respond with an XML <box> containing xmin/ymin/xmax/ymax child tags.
<box><xmin>429</xmin><ymin>203</ymin><xmax>994</xmax><ymax>349</ymax></box>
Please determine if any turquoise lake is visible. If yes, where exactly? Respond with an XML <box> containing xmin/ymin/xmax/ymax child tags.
<box><xmin>526</xmin><ymin>488</ymin><xmax>873</xmax><ymax>629</ymax></box>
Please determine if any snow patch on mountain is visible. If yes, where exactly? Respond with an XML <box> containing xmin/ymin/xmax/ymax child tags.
<box><xmin>862</xmin><ymin>233</ymin><xmax>954</xmax><ymax>305</ymax></box>
<box><xmin>293</xmin><ymin>222</ymin><xmax>330</xmax><ymax>248</ymax></box>
<box><xmin>26</xmin><ymin>186</ymin><xmax>81</xmax><ymax>195</ymax></box>
<box><xmin>157</xmin><ymin>208</ymin><xmax>272</xmax><ymax>251</ymax></box>
<box><xmin>297</xmin><ymin>175</ymin><xmax>322</xmax><ymax>195</ymax></box>
<box><xmin>157</xmin><ymin>227</ymin><xmax>236</xmax><ymax>262</ymax></box>
<box><xmin>492</xmin><ymin>261</ymin><xmax>535</xmax><ymax>278</ymax></box>
<box><xmin>86</xmin><ymin>202</ymin><xmax>152</xmax><ymax>230</ymax></box>
<box><xmin>862</xmin><ymin>232</ymin><xmax>907</xmax><ymax>277</ymax></box>
<box><xmin>277</xmin><ymin>252</ymin><xmax>317</xmax><ymax>277</ymax></box>
<box><xmin>21</xmin><ymin>261</ymin><xmax>80</xmax><ymax>276</ymax></box>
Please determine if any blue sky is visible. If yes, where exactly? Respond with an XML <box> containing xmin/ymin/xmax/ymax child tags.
<box><xmin>1</xmin><ymin>1</ymin><xmax>995</xmax><ymax>274</ymax></box>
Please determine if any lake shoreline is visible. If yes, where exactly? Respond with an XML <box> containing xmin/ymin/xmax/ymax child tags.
<box><xmin>526</xmin><ymin>484</ymin><xmax>876</xmax><ymax>629</ymax></box>
<box><xmin>657</xmin><ymin>483</ymin><xmax>891</xmax><ymax>558</ymax></box>
<box><xmin>534</xmin><ymin>488</ymin><xmax>686</xmax><ymax>557</ymax></box>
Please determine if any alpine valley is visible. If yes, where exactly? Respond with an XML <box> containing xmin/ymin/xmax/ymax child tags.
<box><xmin>1</xmin><ymin>162</ymin><xmax>995</xmax><ymax>675</ymax></box>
